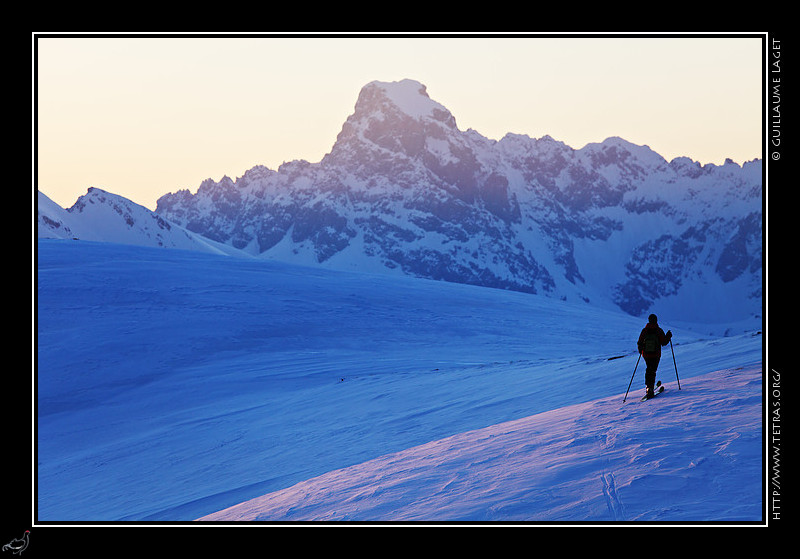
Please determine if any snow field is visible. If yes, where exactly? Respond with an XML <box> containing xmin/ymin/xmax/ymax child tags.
<box><xmin>200</xmin><ymin>365</ymin><xmax>762</xmax><ymax>522</ymax></box>
<box><xmin>36</xmin><ymin>239</ymin><xmax>763</xmax><ymax>522</ymax></box>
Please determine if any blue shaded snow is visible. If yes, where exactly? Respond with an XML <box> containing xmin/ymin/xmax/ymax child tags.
<box><xmin>36</xmin><ymin>240</ymin><xmax>762</xmax><ymax>522</ymax></box>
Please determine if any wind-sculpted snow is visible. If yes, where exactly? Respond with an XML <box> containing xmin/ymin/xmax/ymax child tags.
<box><xmin>199</xmin><ymin>366</ymin><xmax>762</xmax><ymax>522</ymax></box>
<box><xmin>36</xmin><ymin>240</ymin><xmax>762</xmax><ymax>522</ymax></box>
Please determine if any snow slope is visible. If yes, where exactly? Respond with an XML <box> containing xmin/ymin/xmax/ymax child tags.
<box><xmin>200</xmin><ymin>366</ymin><xmax>762</xmax><ymax>522</ymax></box>
<box><xmin>36</xmin><ymin>239</ymin><xmax>763</xmax><ymax>523</ymax></box>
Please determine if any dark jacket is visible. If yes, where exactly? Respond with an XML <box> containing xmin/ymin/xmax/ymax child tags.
<box><xmin>637</xmin><ymin>322</ymin><xmax>672</xmax><ymax>358</ymax></box>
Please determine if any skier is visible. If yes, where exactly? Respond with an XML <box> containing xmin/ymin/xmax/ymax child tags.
<box><xmin>637</xmin><ymin>314</ymin><xmax>672</xmax><ymax>398</ymax></box>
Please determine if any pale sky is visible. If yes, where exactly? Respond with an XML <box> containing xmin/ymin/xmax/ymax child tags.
<box><xmin>35</xmin><ymin>34</ymin><xmax>764</xmax><ymax>211</ymax></box>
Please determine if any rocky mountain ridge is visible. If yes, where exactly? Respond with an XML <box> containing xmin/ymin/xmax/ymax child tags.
<box><xmin>156</xmin><ymin>79</ymin><xmax>762</xmax><ymax>326</ymax></box>
<box><xmin>40</xmin><ymin>79</ymin><xmax>762</xmax><ymax>328</ymax></box>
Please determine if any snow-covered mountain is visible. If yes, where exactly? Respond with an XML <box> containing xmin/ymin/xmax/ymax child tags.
<box><xmin>154</xmin><ymin>79</ymin><xmax>762</xmax><ymax>327</ymax></box>
<box><xmin>33</xmin><ymin>78</ymin><xmax>766</xmax><ymax>526</ymax></box>
<box><xmin>37</xmin><ymin>189</ymin><xmax>243</xmax><ymax>256</ymax></box>
<box><xmin>37</xmin><ymin>79</ymin><xmax>762</xmax><ymax>329</ymax></box>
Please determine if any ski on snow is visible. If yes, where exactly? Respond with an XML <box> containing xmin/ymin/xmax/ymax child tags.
<box><xmin>641</xmin><ymin>381</ymin><xmax>665</xmax><ymax>401</ymax></box>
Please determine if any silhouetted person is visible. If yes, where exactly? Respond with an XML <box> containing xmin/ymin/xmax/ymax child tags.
<box><xmin>637</xmin><ymin>314</ymin><xmax>672</xmax><ymax>398</ymax></box>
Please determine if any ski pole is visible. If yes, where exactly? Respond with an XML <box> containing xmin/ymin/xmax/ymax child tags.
<box><xmin>670</xmin><ymin>338</ymin><xmax>681</xmax><ymax>390</ymax></box>
<box><xmin>623</xmin><ymin>352</ymin><xmax>642</xmax><ymax>402</ymax></box>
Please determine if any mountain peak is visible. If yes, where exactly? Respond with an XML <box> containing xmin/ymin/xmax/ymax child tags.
<box><xmin>354</xmin><ymin>79</ymin><xmax>456</xmax><ymax>126</ymax></box>
<box><xmin>324</xmin><ymin>79</ymin><xmax>459</xmax><ymax>165</ymax></box>
<box><xmin>579</xmin><ymin>136</ymin><xmax>668</xmax><ymax>170</ymax></box>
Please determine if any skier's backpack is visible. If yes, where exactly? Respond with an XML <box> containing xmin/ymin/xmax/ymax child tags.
<box><xmin>643</xmin><ymin>329</ymin><xmax>660</xmax><ymax>353</ymax></box>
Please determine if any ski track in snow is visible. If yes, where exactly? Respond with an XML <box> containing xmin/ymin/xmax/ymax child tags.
<box><xmin>601</xmin><ymin>472</ymin><xmax>624</xmax><ymax>521</ymax></box>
